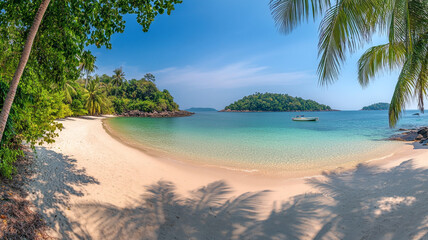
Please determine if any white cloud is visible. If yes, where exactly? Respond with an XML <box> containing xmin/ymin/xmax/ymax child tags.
<box><xmin>154</xmin><ymin>62</ymin><xmax>314</xmax><ymax>89</ymax></box>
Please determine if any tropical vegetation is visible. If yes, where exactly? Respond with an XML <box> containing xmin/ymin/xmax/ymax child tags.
<box><xmin>270</xmin><ymin>0</ymin><xmax>428</xmax><ymax>127</ymax></box>
<box><xmin>0</xmin><ymin>57</ymin><xmax>179</xmax><ymax>179</ymax></box>
<box><xmin>100</xmin><ymin>73</ymin><xmax>179</xmax><ymax>114</ymax></box>
<box><xmin>224</xmin><ymin>93</ymin><xmax>332</xmax><ymax>112</ymax></box>
<box><xmin>0</xmin><ymin>0</ymin><xmax>182</xmax><ymax>179</ymax></box>
<box><xmin>362</xmin><ymin>103</ymin><xmax>390</xmax><ymax>111</ymax></box>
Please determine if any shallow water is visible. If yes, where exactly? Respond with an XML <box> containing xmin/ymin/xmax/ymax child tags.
<box><xmin>106</xmin><ymin>110</ymin><xmax>426</xmax><ymax>172</ymax></box>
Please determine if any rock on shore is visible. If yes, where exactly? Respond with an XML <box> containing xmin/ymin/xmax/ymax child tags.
<box><xmin>389</xmin><ymin>127</ymin><xmax>428</xmax><ymax>145</ymax></box>
<box><xmin>120</xmin><ymin>110</ymin><xmax>195</xmax><ymax>118</ymax></box>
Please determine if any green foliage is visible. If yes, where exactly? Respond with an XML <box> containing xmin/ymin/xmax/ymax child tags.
<box><xmin>69</xmin><ymin>86</ymin><xmax>89</xmax><ymax>116</ymax></box>
<box><xmin>0</xmin><ymin>147</ymin><xmax>23</xmax><ymax>179</ymax></box>
<box><xmin>61</xmin><ymin>70</ymin><xmax>180</xmax><ymax>116</ymax></box>
<box><xmin>362</xmin><ymin>103</ymin><xmax>390</xmax><ymax>111</ymax></box>
<box><xmin>84</xmin><ymin>79</ymin><xmax>110</xmax><ymax>115</ymax></box>
<box><xmin>144</xmin><ymin>73</ymin><xmax>156</xmax><ymax>82</ymax></box>
<box><xmin>79</xmin><ymin>50</ymin><xmax>97</xmax><ymax>87</ymax></box>
<box><xmin>0</xmin><ymin>0</ymin><xmax>183</xmax><ymax>49</ymax></box>
<box><xmin>0</xmin><ymin>0</ymin><xmax>182</xmax><ymax>178</ymax></box>
<box><xmin>225</xmin><ymin>92</ymin><xmax>331</xmax><ymax>111</ymax></box>
<box><xmin>109</xmin><ymin>76</ymin><xmax>179</xmax><ymax>114</ymax></box>
<box><xmin>112</xmin><ymin>67</ymin><xmax>126</xmax><ymax>96</ymax></box>
<box><xmin>0</xmin><ymin>75</ymin><xmax>65</xmax><ymax>178</ymax></box>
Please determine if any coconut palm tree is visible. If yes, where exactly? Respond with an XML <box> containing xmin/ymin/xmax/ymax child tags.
<box><xmin>0</xmin><ymin>0</ymin><xmax>51</xmax><ymax>142</ymax></box>
<box><xmin>78</xmin><ymin>50</ymin><xmax>97</xmax><ymax>88</ymax></box>
<box><xmin>64</xmin><ymin>80</ymin><xmax>77</xmax><ymax>104</ymax></box>
<box><xmin>85</xmin><ymin>78</ymin><xmax>107</xmax><ymax>115</ymax></box>
<box><xmin>51</xmin><ymin>80</ymin><xmax>77</xmax><ymax>104</ymax></box>
<box><xmin>270</xmin><ymin>0</ymin><xmax>428</xmax><ymax>127</ymax></box>
<box><xmin>112</xmin><ymin>67</ymin><xmax>125</xmax><ymax>96</ymax></box>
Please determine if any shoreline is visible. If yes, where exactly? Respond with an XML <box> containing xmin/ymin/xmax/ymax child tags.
<box><xmin>26</xmin><ymin>116</ymin><xmax>428</xmax><ymax>239</ymax></box>
<box><xmin>103</xmin><ymin>117</ymin><xmax>406</xmax><ymax>179</ymax></box>
<box><xmin>219</xmin><ymin>109</ymin><xmax>339</xmax><ymax>112</ymax></box>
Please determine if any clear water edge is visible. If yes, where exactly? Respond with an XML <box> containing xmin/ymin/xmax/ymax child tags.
<box><xmin>104</xmin><ymin>110</ymin><xmax>425</xmax><ymax>176</ymax></box>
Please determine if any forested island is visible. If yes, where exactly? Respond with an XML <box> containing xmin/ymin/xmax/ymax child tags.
<box><xmin>222</xmin><ymin>93</ymin><xmax>332</xmax><ymax>112</ymax></box>
<box><xmin>361</xmin><ymin>102</ymin><xmax>390</xmax><ymax>110</ymax></box>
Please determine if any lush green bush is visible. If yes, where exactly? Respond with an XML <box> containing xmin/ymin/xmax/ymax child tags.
<box><xmin>0</xmin><ymin>147</ymin><xmax>23</xmax><ymax>178</ymax></box>
<box><xmin>107</xmin><ymin>77</ymin><xmax>179</xmax><ymax>114</ymax></box>
<box><xmin>0</xmin><ymin>76</ymin><xmax>64</xmax><ymax>178</ymax></box>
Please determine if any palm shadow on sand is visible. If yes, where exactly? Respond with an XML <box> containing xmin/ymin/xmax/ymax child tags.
<box><xmin>27</xmin><ymin>147</ymin><xmax>99</xmax><ymax>239</ymax></box>
<box><xmin>74</xmin><ymin>159</ymin><xmax>428</xmax><ymax>240</ymax></box>
<box><xmin>27</xmin><ymin>147</ymin><xmax>428</xmax><ymax>239</ymax></box>
<box><xmin>74</xmin><ymin>180</ymin><xmax>321</xmax><ymax>240</ymax></box>
<box><xmin>308</xmin><ymin>160</ymin><xmax>428</xmax><ymax>240</ymax></box>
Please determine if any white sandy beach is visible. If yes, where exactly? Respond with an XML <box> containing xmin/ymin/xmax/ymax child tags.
<box><xmin>26</xmin><ymin>116</ymin><xmax>428</xmax><ymax>239</ymax></box>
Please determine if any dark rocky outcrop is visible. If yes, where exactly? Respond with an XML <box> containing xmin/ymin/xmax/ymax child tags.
<box><xmin>389</xmin><ymin>127</ymin><xmax>428</xmax><ymax>145</ymax></box>
<box><xmin>120</xmin><ymin>110</ymin><xmax>194</xmax><ymax>118</ymax></box>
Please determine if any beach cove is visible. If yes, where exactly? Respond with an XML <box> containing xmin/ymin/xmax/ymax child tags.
<box><xmin>104</xmin><ymin>110</ymin><xmax>420</xmax><ymax>177</ymax></box>
<box><xmin>26</xmin><ymin>116</ymin><xmax>428</xmax><ymax>239</ymax></box>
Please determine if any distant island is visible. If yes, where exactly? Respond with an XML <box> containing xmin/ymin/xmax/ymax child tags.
<box><xmin>186</xmin><ymin>107</ymin><xmax>218</xmax><ymax>112</ymax></box>
<box><xmin>221</xmin><ymin>93</ymin><xmax>333</xmax><ymax>112</ymax></box>
<box><xmin>361</xmin><ymin>102</ymin><xmax>390</xmax><ymax>111</ymax></box>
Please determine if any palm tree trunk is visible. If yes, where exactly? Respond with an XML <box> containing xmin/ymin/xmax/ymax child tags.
<box><xmin>85</xmin><ymin>71</ymin><xmax>89</xmax><ymax>88</ymax></box>
<box><xmin>0</xmin><ymin>0</ymin><xmax>51</xmax><ymax>143</ymax></box>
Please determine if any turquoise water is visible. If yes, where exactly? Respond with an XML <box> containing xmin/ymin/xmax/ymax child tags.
<box><xmin>106</xmin><ymin>111</ymin><xmax>427</xmax><ymax>172</ymax></box>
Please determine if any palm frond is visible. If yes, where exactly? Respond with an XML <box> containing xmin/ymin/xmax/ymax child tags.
<box><xmin>84</xmin><ymin>79</ymin><xmax>109</xmax><ymax>115</ymax></box>
<box><xmin>412</xmin><ymin>36</ymin><xmax>428</xmax><ymax>113</ymax></box>
<box><xmin>358</xmin><ymin>42</ymin><xmax>405</xmax><ymax>87</ymax></box>
<box><xmin>270</xmin><ymin>0</ymin><xmax>427</xmax><ymax>126</ymax></box>
<box><xmin>64</xmin><ymin>89</ymin><xmax>73</xmax><ymax>104</ymax></box>
<box><xmin>78</xmin><ymin>50</ymin><xmax>97</xmax><ymax>74</ymax></box>
<box><xmin>415</xmin><ymin>63</ymin><xmax>427</xmax><ymax>112</ymax></box>
<box><xmin>389</xmin><ymin>49</ymin><xmax>424</xmax><ymax>127</ymax></box>
<box><xmin>388</xmin><ymin>0</ymin><xmax>407</xmax><ymax>44</ymax></box>
<box><xmin>270</xmin><ymin>0</ymin><xmax>331</xmax><ymax>34</ymax></box>
<box><xmin>317</xmin><ymin>0</ymin><xmax>374</xmax><ymax>84</ymax></box>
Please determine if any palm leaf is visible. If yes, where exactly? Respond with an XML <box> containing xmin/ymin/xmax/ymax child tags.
<box><xmin>270</xmin><ymin>0</ymin><xmax>427</xmax><ymax>126</ymax></box>
<box><xmin>388</xmin><ymin>0</ymin><xmax>407</xmax><ymax>45</ymax></box>
<box><xmin>389</xmin><ymin>48</ymin><xmax>424</xmax><ymax>127</ymax></box>
<box><xmin>358</xmin><ymin>42</ymin><xmax>405</xmax><ymax>87</ymax></box>
<box><xmin>412</xmin><ymin>36</ymin><xmax>428</xmax><ymax>113</ymax></box>
<box><xmin>270</xmin><ymin>0</ymin><xmax>331</xmax><ymax>34</ymax></box>
<box><xmin>317</xmin><ymin>0</ymin><xmax>375</xmax><ymax>85</ymax></box>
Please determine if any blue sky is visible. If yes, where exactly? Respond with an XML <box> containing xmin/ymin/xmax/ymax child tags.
<box><xmin>90</xmin><ymin>0</ymin><xmax>407</xmax><ymax>110</ymax></box>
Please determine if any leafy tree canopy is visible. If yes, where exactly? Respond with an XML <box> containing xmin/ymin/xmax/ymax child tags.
<box><xmin>0</xmin><ymin>0</ymin><xmax>182</xmax><ymax>87</ymax></box>
<box><xmin>105</xmin><ymin>74</ymin><xmax>179</xmax><ymax>114</ymax></box>
<box><xmin>0</xmin><ymin>0</ymin><xmax>182</xmax><ymax>178</ymax></box>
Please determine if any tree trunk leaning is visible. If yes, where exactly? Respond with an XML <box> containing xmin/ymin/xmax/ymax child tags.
<box><xmin>85</xmin><ymin>71</ymin><xmax>88</xmax><ymax>88</ymax></box>
<box><xmin>0</xmin><ymin>0</ymin><xmax>51</xmax><ymax>142</ymax></box>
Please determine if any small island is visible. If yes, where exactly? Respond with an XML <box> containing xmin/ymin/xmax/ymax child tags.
<box><xmin>221</xmin><ymin>92</ymin><xmax>332</xmax><ymax>112</ymax></box>
<box><xmin>361</xmin><ymin>102</ymin><xmax>390</xmax><ymax>111</ymax></box>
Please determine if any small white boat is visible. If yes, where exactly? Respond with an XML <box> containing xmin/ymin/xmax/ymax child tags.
<box><xmin>292</xmin><ymin>115</ymin><xmax>319</xmax><ymax>121</ymax></box>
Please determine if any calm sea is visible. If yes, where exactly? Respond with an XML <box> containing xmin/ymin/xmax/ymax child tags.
<box><xmin>106</xmin><ymin>110</ymin><xmax>426</xmax><ymax>173</ymax></box>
